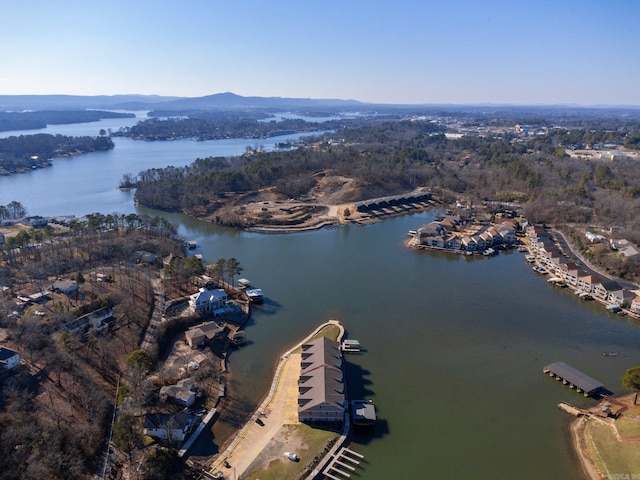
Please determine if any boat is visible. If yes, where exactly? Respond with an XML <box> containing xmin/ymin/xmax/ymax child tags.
<box><xmin>603</xmin><ymin>352</ymin><xmax>618</xmax><ymax>357</ymax></box>
<box><xmin>230</xmin><ymin>331</ymin><xmax>247</xmax><ymax>347</ymax></box>
<box><xmin>547</xmin><ymin>277</ymin><xmax>566</xmax><ymax>287</ymax></box>
<box><xmin>525</xmin><ymin>255</ymin><xmax>536</xmax><ymax>263</ymax></box>
<box><xmin>283</xmin><ymin>452</ymin><xmax>299</xmax><ymax>462</ymax></box>
<box><xmin>483</xmin><ymin>247</ymin><xmax>496</xmax><ymax>256</ymax></box>
<box><xmin>246</xmin><ymin>288</ymin><xmax>264</xmax><ymax>303</ymax></box>
<box><xmin>606</xmin><ymin>304</ymin><xmax>624</xmax><ymax>314</ymax></box>
<box><xmin>532</xmin><ymin>265</ymin><xmax>548</xmax><ymax>275</ymax></box>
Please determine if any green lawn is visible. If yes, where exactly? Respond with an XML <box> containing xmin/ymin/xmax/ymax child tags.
<box><xmin>615</xmin><ymin>416</ymin><xmax>640</xmax><ymax>439</ymax></box>
<box><xmin>585</xmin><ymin>419</ymin><xmax>640</xmax><ymax>477</ymax></box>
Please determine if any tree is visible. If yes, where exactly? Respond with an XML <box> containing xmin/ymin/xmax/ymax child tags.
<box><xmin>6</xmin><ymin>201</ymin><xmax>26</xmax><ymax>219</ymax></box>
<box><xmin>622</xmin><ymin>366</ymin><xmax>640</xmax><ymax>403</ymax></box>
<box><xmin>113</xmin><ymin>414</ymin><xmax>142</xmax><ymax>454</ymax></box>
<box><xmin>125</xmin><ymin>349</ymin><xmax>154</xmax><ymax>389</ymax></box>
<box><xmin>225</xmin><ymin>258</ymin><xmax>242</xmax><ymax>287</ymax></box>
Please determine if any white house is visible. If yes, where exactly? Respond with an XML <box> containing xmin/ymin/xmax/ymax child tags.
<box><xmin>143</xmin><ymin>412</ymin><xmax>193</xmax><ymax>442</ymax></box>
<box><xmin>0</xmin><ymin>347</ymin><xmax>20</xmax><ymax>371</ymax></box>
<box><xmin>189</xmin><ymin>287</ymin><xmax>228</xmax><ymax>315</ymax></box>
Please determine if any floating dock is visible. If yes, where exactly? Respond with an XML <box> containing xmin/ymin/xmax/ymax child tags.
<box><xmin>543</xmin><ymin>361</ymin><xmax>604</xmax><ymax>397</ymax></box>
<box><xmin>340</xmin><ymin>339</ymin><xmax>361</xmax><ymax>352</ymax></box>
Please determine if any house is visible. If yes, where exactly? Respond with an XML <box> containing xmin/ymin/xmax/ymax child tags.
<box><xmin>62</xmin><ymin>307</ymin><xmax>112</xmax><ymax>334</ymax></box>
<box><xmin>592</xmin><ymin>279</ymin><xmax>624</xmax><ymax>305</ymax></box>
<box><xmin>444</xmin><ymin>235</ymin><xmax>462</xmax><ymax>251</ymax></box>
<box><xmin>417</xmin><ymin>222</ymin><xmax>446</xmax><ymax>244</ymax></box>
<box><xmin>630</xmin><ymin>295</ymin><xmax>640</xmax><ymax>315</ymax></box>
<box><xmin>0</xmin><ymin>347</ymin><xmax>20</xmax><ymax>371</ymax></box>
<box><xmin>577</xmin><ymin>274</ymin><xmax>598</xmax><ymax>294</ymax></box>
<box><xmin>143</xmin><ymin>412</ymin><xmax>193</xmax><ymax>442</ymax></box>
<box><xmin>497</xmin><ymin>225</ymin><xmax>516</xmax><ymax>245</ymax></box>
<box><xmin>298</xmin><ymin>337</ymin><xmax>346</xmax><ymax>424</ymax></box>
<box><xmin>17</xmin><ymin>287</ymin><xmax>49</xmax><ymax>304</ymax></box>
<box><xmin>160</xmin><ymin>377</ymin><xmax>198</xmax><ymax>407</ymax></box>
<box><xmin>461</xmin><ymin>236</ymin><xmax>478</xmax><ymax>252</ymax></box>
<box><xmin>24</xmin><ymin>216</ymin><xmax>48</xmax><ymax>228</ymax></box>
<box><xmin>556</xmin><ymin>262</ymin><xmax>583</xmax><ymax>286</ymax></box>
<box><xmin>610</xmin><ymin>239</ymin><xmax>640</xmax><ymax>258</ymax></box>
<box><xmin>184</xmin><ymin>320</ymin><xmax>225</xmax><ymax>348</ymax></box>
<box><xmin>51</xmin><ymin>279</ymin><xmax>78</xmax><ymax>296</ymax></box>
<box><xmin>189</xmin><ymin>287</ymin><xmax>228</xmax><ymax>315</ymax></box>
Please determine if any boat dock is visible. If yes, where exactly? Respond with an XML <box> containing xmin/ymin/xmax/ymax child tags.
<box><xmin>322</xmin><ymin>447</ymin><xmax>364</xmax><ymax>479</ymax></box>
<box><xmin>340</xmin><ymin>339</ymin><xmax>361</xmax><ymax>352</ymax></box>
<box><xmin>557</xmin><ymin>402</ymin><xmax>586</xmax><ymax>417</ymax></box>
<box><xmin>543</xmin><ymin>361</ymin><xmax>604</xmax><ymax>397</ymax></box>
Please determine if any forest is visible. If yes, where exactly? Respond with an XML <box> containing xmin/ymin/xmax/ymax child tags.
<box><xmin>0</xmin><ymin>110</ymin><xmax>134</xmax><ymax>133</ymax></box>
<box><xmin>0</xmin><ymin>214</ymin><xmax>194</xmax><ymax>480</ymax></box>
<box><xmin>130</xmin><ymin>118</ymin><xmax>639</xmax><ymax>224</ymax></box>
<box><xmin>0</xmin><ymin>134</ymin><xmax>114</xmax><ymax>173</ymax></box>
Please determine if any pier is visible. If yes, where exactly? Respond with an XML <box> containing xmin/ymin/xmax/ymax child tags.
<box><xmin>543</xmin><ymin>361</ymin><xmax>604</xmax><ymax>397</ymax></box>
<box><xmin>322</xmin><ymin>447</ymin><xmax>364</xmax><ymax>479</ymax></box>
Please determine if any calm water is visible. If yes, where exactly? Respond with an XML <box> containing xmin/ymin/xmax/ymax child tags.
<box><xmin>4</xmin><ymin>118</ymin><xmax>640</xmax><ymax>479</ymax></box>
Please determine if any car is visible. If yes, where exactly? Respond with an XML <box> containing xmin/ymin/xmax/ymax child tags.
<box><xmin>283</xmin><ymin>452</ymin><xmax>299</xmax><ymax>462</ymax></box>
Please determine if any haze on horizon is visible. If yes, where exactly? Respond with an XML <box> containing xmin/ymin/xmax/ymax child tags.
<box><xmin>1</xmin><ymin>0</ymin><xmax>639</xmax><ymax>106</ymax></box>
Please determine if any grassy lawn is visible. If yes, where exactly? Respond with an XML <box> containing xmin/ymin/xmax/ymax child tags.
<box><xmin>292</xmin><ymin>323</ymin><xmax>341</xmax><ymax>354</ymax></box>
<box><xmin>585</xmin><ymin>419</ymin><xmax>640</xmax><ymax>477</ymax></box>
<box><xmin>615</xmin><ymin>415</ymin><xmax>640</xmax><ymax>439</ymax></box>
<box><xmin>242</xmin><ymin>424</ymin><xmax>339</xmax><ymax>480</ymax></box>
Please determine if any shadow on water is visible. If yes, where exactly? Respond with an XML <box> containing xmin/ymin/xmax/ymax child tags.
<box><xmin>344</xmin><ymin>360</ymin><xmax>375</xmax><ymax>399</ymax></box>
<box><xmin>250</xmin><ymin>297</ymin><xmax>282</xmax><ymax>316</ymax></box>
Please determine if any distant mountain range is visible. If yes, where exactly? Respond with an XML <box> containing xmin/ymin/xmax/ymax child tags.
<box><xmin>0</xmin><ymin>92</ymin><xmax>364</xmax><ymax>112</ymax></box>
<box><xmin>1</xmin><ymin>93</ymin><xmax>638</xmax><ymax>116</ymax></box>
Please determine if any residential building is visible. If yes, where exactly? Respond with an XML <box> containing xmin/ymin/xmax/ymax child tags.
<box><xmin>184</xmin><ymin>320</ymin><xmax>225</xmax><ymax>348</ymax></box>
<box><xmin>298</xmin><ymin>337</ymin><xmax>346</xmax><ymax>424</ymax></box>
<box><xmin>631</xmin><ymin>295</ymin><xmax>640</xmax><ymax>315</ymax></box>
<box><xmin>610</xmin><ymin>239</ymin><xmax>640</xmax><ymax>258</ymax></box>
<box><xmin>0</xmin><ymin>347</ymin><xmax>20</xmax><ymax>371</ymax></box>
<box><xmin>143</xmin><ymin>412</ymin><xmax>192</xmax><ymax>442</ymax></box>
<box><xmin>51</xmin><ymin>278</ymin><xmax>78</xmax><ymax>296</ymax></box>
<box><xmin>189</xmin><ymin>287</ymin><xmax>228</xmax><ymax>315</ymax></box>
<box><xmin>160</xmin><ymin>377</ymin><xmax>197</xmax><ymax>407</ymax></box>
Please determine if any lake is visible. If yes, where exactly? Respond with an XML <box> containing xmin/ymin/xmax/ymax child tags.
<box><xmin>3</xmin><ymin>117</ymin><xmax>639</xmax><ymax>479</ymax></box>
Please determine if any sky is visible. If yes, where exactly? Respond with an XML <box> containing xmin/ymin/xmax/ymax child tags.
<box><xmin>1</xmin><ymin>0</ymin><xmax>639</xmax><ymax>105</ymax></box>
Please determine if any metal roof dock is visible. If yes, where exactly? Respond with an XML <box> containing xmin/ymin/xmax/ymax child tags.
<box><xmin>543</xmin><ymin>361</ymin><xmax>604</xmax><ymax>397</ymax></box>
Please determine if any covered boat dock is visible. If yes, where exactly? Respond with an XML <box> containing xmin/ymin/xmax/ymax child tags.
<box><xmin>543</xmin><ymin>361</ymin><xmax>604</xmax><ymax>397</ymax></box>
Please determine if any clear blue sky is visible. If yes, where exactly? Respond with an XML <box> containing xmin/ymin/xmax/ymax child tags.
<box><xmin>1</xmin><ymin>0</ymin><xmax>639</xmax><ymax>105</ymax></box>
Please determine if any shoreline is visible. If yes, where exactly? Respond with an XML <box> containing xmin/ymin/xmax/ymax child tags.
<box><xmin>570</xmin><ymin>417</ymin><xmax>603</xmax><ymax>480</ymax></box>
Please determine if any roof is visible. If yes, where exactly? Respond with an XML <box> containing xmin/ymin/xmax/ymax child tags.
<box><xmin>0</xmin><ymin>346</ymin><xmax>19</xmax><ymax>361</ymax></box>
<box><xmin>143</xmin><ymin>411</ymin><xmax>189</xmax><ymax>430</ymax></box>
<box><xmin>298</xmin><ymin>337</ymin><xmax>345</xmax><ymax>416</ymax></box>
<box><xmin>544</xmin><ymin>361</ymin><xmax>604</xmax><ymax>393</ymax></box>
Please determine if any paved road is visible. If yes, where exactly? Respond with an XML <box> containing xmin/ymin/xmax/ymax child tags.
<box><xmin>140</xmin><ymin>274</ymin><xmax>165</xmax><ymax>352</ymax></box>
